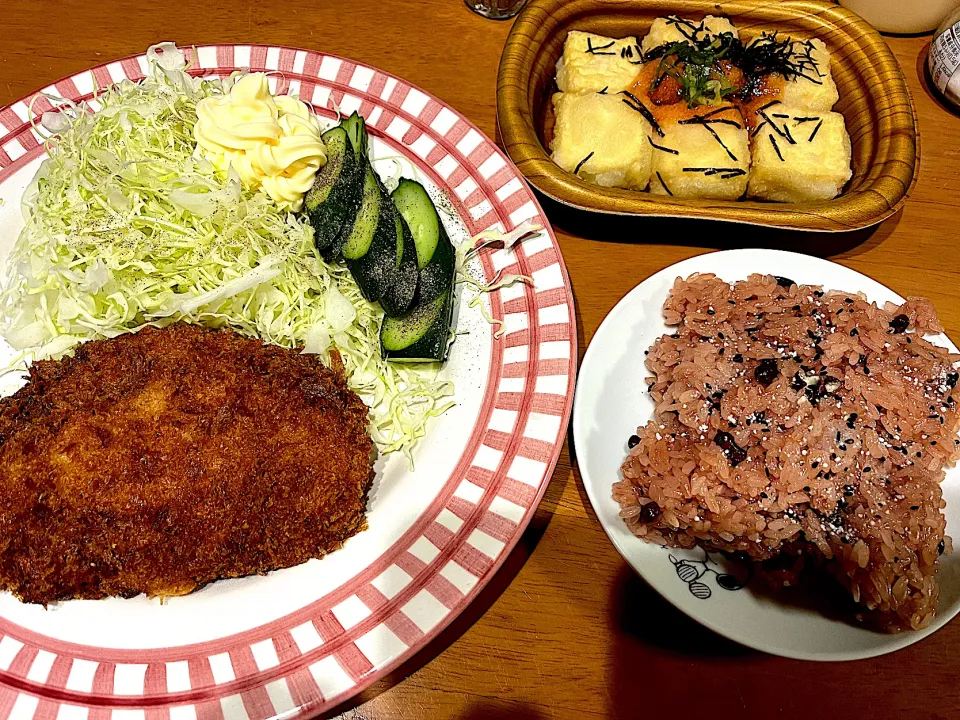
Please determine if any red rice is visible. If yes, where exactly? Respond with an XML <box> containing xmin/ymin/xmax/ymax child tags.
<box><xmin>615</xmin><ymin>273</ymin><xmax>960</xmax><ymax>631</ymax></box>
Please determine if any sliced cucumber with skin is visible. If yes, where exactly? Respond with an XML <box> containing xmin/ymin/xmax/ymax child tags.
<box><xmin>382</xmin><ymin>179</ymin><xmax>458</xmax><ymax>362</ymax></box>
<box><xmin>391</xmin><ymin>178</ymin><xmax>442</xmax><ymax>270</ymax></box>
<box><xmin>344</xmin><ymin>168</ymin><xmax>407</xmax><ymax>304</ymax></box>
<box><xmin>416</xmin><ymin>232</ymin><xmax>455</xmax><ymax>304</ymax></box>
<box><xmin>381</xmin><ymin>290</ymin><xmax>453</xmax><ymax>362</ymax></box>
<box><xmin>303</xmin><ymin>125</ymin><xmax>363</xmax><ymax>254</ymax></box>
<box><xmin>391</xmin><ymin>179</ymin><xmax>455</xmax><ymax>303</ymax></box>
<box><xmin>378</xmin><ymin>212</ymin><xmax>419</xmax><ymax>317</ymax></box>
<box><xmin>342</xmin><ymin>112</ymin><xmax>368</xmax><ymax>158</ymax></box>
<box><xmin>321</xmin><ymin>113</ymin><xmax>369</xmax><ymax>260</ymax></box>
<box><xmin>342</xmin><ymin>164</ymin><xmax>381</xmax><ymax>261</ymax></box>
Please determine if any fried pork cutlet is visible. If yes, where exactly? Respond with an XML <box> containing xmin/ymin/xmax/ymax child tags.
<box><xmin>0</xmin><ymin>324</ymin><xmax>374</xmax><ymax>604</ymax></box>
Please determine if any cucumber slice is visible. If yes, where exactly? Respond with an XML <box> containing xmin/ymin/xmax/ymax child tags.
<box><xmin>342</xmin><ymin>164</ymin><xmax>381</xmax><ymax>260</ymax></box>
<box><xmin>381</xmin><ymin>291</ymin><xmax>452</xmax><ymax>362</ymax></box>
<box><xmin>381</xmin><ymin>177</ymin><xmax>457</xmax><ymax>361</ymax></box>
<box><xmin>392</xmin><ymin>179</ymin><xmax>442</xmax><ymax>269</ymax></box>
<box><xmin>342</xmin><ymin>112</ymin><xmax>368</xmax><ymax>157</ymax></box>
<box><xmin>378</xmin><ymin>212</ymin><xmax>419</xmax><ymax>317</ymax></box>
<box><xmin>303</xmin><ymin>126</ymin><xmax>363</xmax><ymax>253</ymax></box>
<box><xmin>322</xmin><ymin>113</ymin><xmax>370</xmax><ymax>260</ymax></box>
<box><xmin>417</xmin><ymin>232</ymin><xmax>455</xmax><ymax>304</ymax></box>
<box><xmin>344</xmin><ymin>171</ymin><xmax>407</xmax><ymax>304</ymax></box>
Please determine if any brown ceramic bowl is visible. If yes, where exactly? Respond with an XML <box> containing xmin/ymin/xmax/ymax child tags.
<box><xmin>496</xmin><ymin>0</ymin><xmax>919</xmax><ymax>232</ymax></box>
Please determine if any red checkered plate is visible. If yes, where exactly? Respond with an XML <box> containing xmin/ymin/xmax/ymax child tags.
<box><xmin>0</xmin><ymin>45</ymin><xmax>576</xmax><ymax>720</ymax></box>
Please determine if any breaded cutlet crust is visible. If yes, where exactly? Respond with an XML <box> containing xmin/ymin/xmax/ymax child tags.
<box><xmin>0</xmin><ymin>324</ymin><xmax>374</xmax><ymax>604</ymax></box>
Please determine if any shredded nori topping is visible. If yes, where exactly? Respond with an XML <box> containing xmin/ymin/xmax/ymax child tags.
<box><xmin>656</xmin><ymin>171</ymin><xmax>673</xmax><ymax>196</ymax></box>
<box><xmin>735</xmin><ymin>32</ymin><xmax>824</xmax><ymax>100</ymax></box>
<box><xmin>574</xmin><ymin>151</ymin><xmax>594</xmax><ymax>175</ymax></box>
<box><xmin>677</xmin><ymin>115</ymin><xmax>742</xmax><ymax>130</ymax></box>
<box><xmin>682</xmin><ymin>166</ymin><xmax>747</xmax><ymax>179</ymax></box>
<box><xmin>620</xmin><ymin>91</ymin><xmax>664</xmax><ymax>137</ymax></box>
<box><xmin>808</xmin><ymin>118</ymin><xmax>824</xmax><ymax>142</ymax></box>
<box><xmin>769</xmin><ymin>133</ymin><xmax>784</xmax><ymax>161</ymax></box>
<box><xmin>585</xmin><ymin>37</ymin><xmax>616</xmax><ymax>55</ymax></box>
<box><xmin>758</xmin><ymin>109</ymin><xmax>789</xmax><ymax>141</ymax></box>
<box><xmin>648</xmin><ymin>136</ymin><xmax>680</xmax><ymax>155</ymax></box>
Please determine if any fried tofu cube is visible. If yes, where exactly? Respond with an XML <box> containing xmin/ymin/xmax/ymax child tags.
<box><xmin>556</xmin><ymin>31</ymin><xmax>643</xmax><ymax>95</ymax></box>
<box><xmin>550</xmin><ymin>92</ymin><xmax>652</xmax><ymax>190</ymax></box>
<box><xmin>779</xmin><ymin>38</ymin><xmax>839</xmax><ymax>111</ymax></box>
<box><xmin>747</xmin><ymin>106</ymin><xmax>851</xmax><ymax>202</ymax></box>
<box><xmin>648</xmin><ymin>109</ymin><xmax>750</xmax><ymax>200</ymax></box>
<box><xmin>640</xmin><ymin>15</ymin><xmax>739</xmax><ymax>55</ymax></box>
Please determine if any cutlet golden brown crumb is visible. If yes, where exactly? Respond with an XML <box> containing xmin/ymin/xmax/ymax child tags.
<box><xmin>0</xmin><ymin>324</ymin><xmax>374</xmax><ymax>604</ymax></box>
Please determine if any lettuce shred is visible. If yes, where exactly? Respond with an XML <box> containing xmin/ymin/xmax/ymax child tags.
<box><xmin>0</xmin><ymin>50</ymin><xmax>453</xmax><ymax>461</ymax></box>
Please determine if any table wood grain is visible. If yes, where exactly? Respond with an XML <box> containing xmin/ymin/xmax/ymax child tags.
<box><xmin>2</xmin><ymin>1</ymin><xmax>958</xmax><ymax>718</ymax></box>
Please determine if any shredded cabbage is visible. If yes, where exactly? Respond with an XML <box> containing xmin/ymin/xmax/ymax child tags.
<box><xmin>0</xmin><ymin>49</ymin><xmax>453</xmax><ymax>460</ymax></box>
<box><xmin>455</xmin><ymin>222</ymin><xmax>539</xmax><ymax>339</ymax></box>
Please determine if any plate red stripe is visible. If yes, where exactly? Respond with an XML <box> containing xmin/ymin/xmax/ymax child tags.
<box><xmin>519</xmin><ymin>437</ymin><xmax>556</xmax><ymax>463</ymax></box>
<box><xmin>283</xmin><ymin>668</ymin><xmax>320</xmax><ymax>708</ymax></box>
<box><xmin>476</xmin><ymin>512</ymin><xmax>518</xmax><ymax>543</ymax></box>
<box><xmin>423</xmin><ymin>522</ymin><xmax>456</xmax><ymax>550</ymax></box>
<box><xmin>0</xmin><ymin>109</ymin><xmax>21</xmax><ymax>137</ymax></box>
<box><xmin>240</xmin><ymin>685</ymin><xmax>275</xmax><ymax>720</ymax></box>
<box><xmin>278</xmin><ymin>49</ymin><xmax>296</xmax><ymax>74</ymax></box>
<box><xmin>424</xmin><ymin>575</ymin><xmax>464</xmax><ymax>610</ymax></box>
<box><xmin>333</xmin><ymin>645</ymin><xmax>371</xmax><ymax>683</ymax></box>
<box><xmin>91</xmin><ymin>66</ymin><xmax>112</xmax><ymax>93</ymax></box>
<box><xmin>355</xmin><ymin>585</ymin><xmax>387</xmax><ymax>613</ymax></box>
<box><xmin>33</xmin><ymin>698</ymin><xmax>58</xmax><ymax>720</ymax></box>
<box><xmin>496</xmin><ymin>478</ymin><xmax>538</xmax><ymax>509</ymax></box>
<box><xmin>54</xmin><ymin>78</ymin><xmax>80</xmax><ymax>100</ymax></box>
<box><xmin>145</xmin><ymin>663</ymin><xmax>167</xmax><ymax>695</ymax></box>
<box><xmin>382</xmin><ymin>613</ymin><xmax>423</xmax><ymax>647</ymax></box>
<box><xmin>312</xmin><ymin>613</ymin><xmax>344</xmax><ymax>643</ymax></box>
<box><xmin>187</xmin><ymin>659</ymin><xmax>213</xmax><ymax>690</ymax></box>
<box><xmin>466</xmin><ymin>466</ymin><xmax>495</xmax><ymax>488</ymax></box>
<box><xmin>216</xmin><ymin>46</ymin><xmax>235</xmax><ymax>69</ymax></box>
<box><xmin>7</xmin><ymin>646</ymin><xmax>37</xmax><ymax>678</ymax></box>
<box><xmin>121</xmin><ymin>58</ymin><xmax>145</xmax><ymax>80</ymax></box>
<box><xmin>395</xmin><ymin>552</ymin><xmax>427</xmax><ymax>579</ymax></box>
<box><xmin>504</xmin><ymin>287</ymin><xmax>568</xmax><ymax>313</ymax></box>
<box><xmin>272</xmin><ymin>634</ymin><xmax>299</xmax><ymax>664</ymax></box>
<box><xmin>196</xmin><ymin>699</ymin><xmax>225</xmax><ymax>720</ymax></box>
<box><xmin>0</xmin><ymin>685</ymin><xmax>17</xmax><ymax>720</ymax></box>
<box><xmin>228</xmin><ymin>648</ymin><xmax>259</xmax><ymax>679</ymax></box>
<box><xmin>452</xmin><ymin>544</ymin><xmax>495</xmax><ymax>577</ymax></box>
<box><xmin>250</xmin><ymin>46</ymin><xmax>268</xmax><ymax>69</ymax></box>
<box><xmin>45</xmin><ymin>657</ymin><xmax>72</xmax><ymax>689</ymax></box>
<box><xmin>146</xmin><ymin>706</ymin><xmax>170</xmax><ymax>720</ymax></box>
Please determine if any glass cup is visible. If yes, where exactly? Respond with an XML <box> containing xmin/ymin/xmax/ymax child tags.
<box><xmin>464</xmin><ymin>0</ymin><xmax>528</xmax><ymax>21</ymax></box>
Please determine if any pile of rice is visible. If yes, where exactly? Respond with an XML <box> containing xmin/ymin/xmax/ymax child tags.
<box><xmin>615</xmin><ymin>273</ymin><xmax>960</xmax><ymax>631</ymax></box>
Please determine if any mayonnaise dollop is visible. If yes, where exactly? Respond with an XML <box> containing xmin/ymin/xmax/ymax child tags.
<box><xmin>193</xmin><ymin>73</ymin><xmax>325</xmax><ymax>212</ymax></box>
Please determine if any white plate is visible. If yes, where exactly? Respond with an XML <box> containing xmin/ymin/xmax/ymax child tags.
<box><xmin>0</xmin><ymin>46</ymin><xmax>576</xmax><ymax>719</ymax></box>
<box><xmin>573</xmin><ymin>248</ymin><xmax>960</xmax><ymax>661</ymax></box>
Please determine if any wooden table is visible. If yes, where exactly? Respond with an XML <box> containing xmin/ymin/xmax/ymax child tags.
<box><xmin>2</xmin><ymin>1</ymin><xmax>959</xmax><ymax>718</ymax></box>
